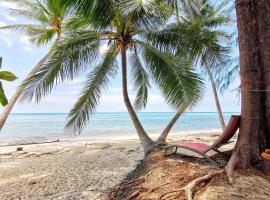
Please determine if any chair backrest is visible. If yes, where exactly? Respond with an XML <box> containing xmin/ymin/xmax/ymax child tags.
<box><xmin>209</xmin><ymin>115</ymin><xmax>241</xmax><ymax>149</ymax></box>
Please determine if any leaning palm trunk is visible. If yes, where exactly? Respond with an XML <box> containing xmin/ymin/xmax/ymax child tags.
<box><xmin>157</xmin><ymin>102</ymin><xmax>190</xmax><ymax>143</ymax></box>
<box><xmin>0</xmin><ymin>54</ymin><xmax>48</xmax><ymax>130</ymax></box>
<box><xmin>174</xmin><ymin>0</ymin><xmax>180</xmax><ymax>24</ymax></box>
<box><xmin>205</xmin><ymin>66</ymin><xmax>226</xmax><ymax>131</ymax></box>
<box><xmin>121</xmin><ymin>46</ymin><xmax>154</xmax><ymax>154</ymax></box>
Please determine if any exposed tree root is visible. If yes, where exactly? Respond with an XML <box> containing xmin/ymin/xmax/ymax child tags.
<box><xmin>108</xmin><ymin>177</ymin><xmax>146</xmax><ymax>199</ymax></box>
<box><xmin>106</xmin><ymin>150</ymin><xmax>270</xmax><ymax>200</ymax></box>
<box><xmin>124</xmin><ymin>188</ymin><xmax>148</xmax><ymax>200</ymax></box>
<box><xmin>184</xmin><ymin>169</ymin><xmax>225</xmax><ymax>200</ymax></box>
<box><xmin>141</xmin><ymin>183</ymin><xmax>171</xmax><ymax>199</ymax></box>
<box><xmin>159</xmin><ymin>188</ymin><xmax>184</xmax><ymax>200</ymax></box>
<box><xmin>225</xmin><ymin>152</ymin><xmax>239</xmax><ymax>183</ymax></box>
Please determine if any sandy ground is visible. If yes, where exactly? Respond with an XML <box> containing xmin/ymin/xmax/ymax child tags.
<box><xmin>0</xmin><ymin>132</ymin><xmax>268</xmax><ymax>200</ymax></box>
<box><xmin>0</xmin><ymin>138</ymin><xmax>144</xmax><ymax>200</ymax></box>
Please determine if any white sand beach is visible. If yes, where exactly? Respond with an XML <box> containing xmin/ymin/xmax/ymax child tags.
<box><xmin>0</xmin><ymin>132</ymin><xmax>235</xmax><ymax>200</ymax></box>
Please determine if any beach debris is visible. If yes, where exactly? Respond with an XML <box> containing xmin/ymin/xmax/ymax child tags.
<box><xmin>16</xmin><ymin>147</ymin><xmax>23</xmax><ymax>151</ymax></box>
<box><xmin>184</xmin><ymin>169</ymin><xmax>225</xmax><ymax>200</ymax></box>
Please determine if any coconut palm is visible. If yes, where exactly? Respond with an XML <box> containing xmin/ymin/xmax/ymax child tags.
<box><xmin>0</xmin><ymin>0</ymin><xmax>73</xmax><ymax>129</ymax></box>
<box><xmin>164</xmin><ymin>0</ymin><xmax>233</xmax><ymax>132</ymax></box>
<box><xmin>18</xmin><ymin>0</ymin><xmax>223</xmax><ymax>154</ymax></box>
<box><xmin>186</xmin><ymin>0</ymin><xmax>233</xmax><ymax>131</ymax></box>
<box><xmin>167</xmin><ymin>0</ymin><xmax>203</xmax><ymax>23</ymax></box>
<box><xmin>0</xmin><ymin>57</ymin><xmax>17</xmax><ymax>106</ymax></box>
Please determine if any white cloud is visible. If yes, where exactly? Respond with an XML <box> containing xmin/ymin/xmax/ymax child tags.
<box><xmin>19</xmin><ymin>36</ymin><xmax>31</xmax><ymax>45</ymax></box>
<box><xmin>0</xmin><ymin>22</ymin><xmax>6</xmax><ymax>27</ymax></box>
<box><xmin>0</xmin><ymin>2</ymin><xmax>19</xmax><ymax>9</ymax></box>
<box><xmin>108</xmin><ymin>86</ymin><xmax>133</xmax><ymax>94</ymax></box>
<box><xmin>0</xmin><ymin>21</ymin><xmax>13</xmax><ymax>47</ymax></box>
<box><xmin>99</xmin><ymin>44</ymin><xmax>110</xmax><ymax>54</ymax></box>
<box><xmin>4</xmin><ymin>14</ymin><xmax>17</xmax><ymax>22</ymax></box>
<box><xmin>22</xmin><ymin>46</ymin><xmax>33</xmax><ymax>51</ymax></box>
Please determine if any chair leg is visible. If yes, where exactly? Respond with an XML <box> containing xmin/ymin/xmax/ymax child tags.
<box><xmin>164</xmin><ymin>147</ymin><xmax>177</xmax><ymax>156</ymax></box>
<box><xmin>203</xmin><ymin>153</ymin><xmax>222</xmax><ymax>168</ymax></box>
<box><xmin>213</xmin><ymin>148</ymin><xmax>230</xmax><ymax>160</ymax></box>
<box><xmin>174</xmin><ymin>147</ymin><xmax>178</xmax><ymax>154</ymax></box>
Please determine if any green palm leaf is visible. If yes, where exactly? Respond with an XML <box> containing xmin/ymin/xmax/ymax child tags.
<box><xmin>130</xmin><ymin>52</ymin><xmax>150</xmax><ymax>110</ymax></box>
<box><xmin>65</xmin><ymin>45</ymin><xmax>120</xmax><ymax>134</ymax></box>
<box><xmin>19</xmin><ymin>30</ymin><xmax>101</xmax><ymax>103</ymax></box>
<box><xmin>0</xmin><ymin>82</ymin><xmax>8</xmax><ymax>106</ymax></box>
<box><xmin>138</xmin><ymin>41</ymin><xmax>204</xmax><ymax>110</ymax></box>
<box><xmin>0</xmin><ymin>71</ymin><xmax>17</xmax><ymax>81</ymax></box>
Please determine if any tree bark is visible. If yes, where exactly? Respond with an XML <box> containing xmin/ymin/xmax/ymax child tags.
<box><xmin>257</xmin><ymin>0</ymin><xmax>270</xmax><ymax>148</ymax></box>
<box><xmin>0</xmin><ymin>54</ymin><xmax>49</xmax><ymax>130</ymax></box>
<box><xmin>120</xmin><ymin>45</ymin><xmax>154</xmax><ymax>154</ymax></box>
<box><xmin>205</xmin><ymin>66</ymin><xmax>226</xmax><ymax>131</ymax></box>
<box><xmin>174</xmin><ymin>0</ymin><xmax>180</xmax><ymax>24</ymax></box>
<box><xmin>226</xmin><ymin>0</ymin><xmax>270</xmax><ymax>177</ymax></box>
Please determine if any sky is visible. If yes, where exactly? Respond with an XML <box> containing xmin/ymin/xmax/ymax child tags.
<box><xmin>0</xmin><ymin>1</ymin><xmax>240</xmax><ymax>114</ymax></box>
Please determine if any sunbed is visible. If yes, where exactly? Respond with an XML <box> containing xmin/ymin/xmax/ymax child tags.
<box><xmin>163</xmin><ymin>115</ymin><xmax>241</xmax><ymax>167</ymax></box>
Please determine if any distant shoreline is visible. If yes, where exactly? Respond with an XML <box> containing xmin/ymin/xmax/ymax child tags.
<box><xmin>8</xmin><ymin>111</ymin><xmax>240</xmax><ymax>115</ymax></box>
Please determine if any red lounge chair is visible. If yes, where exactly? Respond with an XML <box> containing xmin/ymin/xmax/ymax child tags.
<box><xmin>164</xmin><ymin>115</ymin><xmax>241</xmax><ymax>167</ymax></box>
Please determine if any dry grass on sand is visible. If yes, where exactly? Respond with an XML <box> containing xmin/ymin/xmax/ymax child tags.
<box><xmin>107</xmin><ymin>151</ymin><xmax>270</xmax><ymax>200</ymax></box>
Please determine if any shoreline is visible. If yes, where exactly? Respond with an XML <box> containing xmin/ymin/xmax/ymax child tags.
<box><xmin>0</xmin><ymin>131</ymin><xmax>233</xmax><ymax>199</ymax></box>
<box><xmin>0</xmin><ymin>129</ymin><xmax>222</xmax><ymax>147</ymax></box>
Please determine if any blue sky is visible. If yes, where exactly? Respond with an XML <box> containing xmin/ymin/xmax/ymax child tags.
<box><xmin>0</xmin><ymin>1</ymin><xmax>240</xmax><ymax>113</ymax></box>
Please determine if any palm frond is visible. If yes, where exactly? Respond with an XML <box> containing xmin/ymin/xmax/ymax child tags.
<box><xmin>137</xmin><ymin>40</ymin><xmax>204</xmax><ymax>110</ymax></box>
<box><xmin>130</xmin><ymin>51</ymin><xmax>150</xmax><ymax>110</ymax></box>
<box><xmin>20</xmin><ymin>30</ymin><xmax>101</xmax><ymax>103</ymax></box>
<box><xmin>65</xmin><ymin>45</ymin><xmax>120</xmax><ymax>134</ymax></box>
<box><xmin>71</xmin><ymin>0</ymin><xmax>115</xmax><ymax>30</ymax></box>
<box><xmin>116</xmin><ymin>0</ymin><xmax>171</xmax><ymax>29</ymax></box>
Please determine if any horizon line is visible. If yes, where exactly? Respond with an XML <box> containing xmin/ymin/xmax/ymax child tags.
<box><xmin>9</xmin><ymin>111</ymin><xmax>240</xmax><ymax>115</ymax></box>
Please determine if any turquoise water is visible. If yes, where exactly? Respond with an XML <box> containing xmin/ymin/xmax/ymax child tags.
<box><xmin>0</xmin><ymin>112</ymin><xmax>239</xmax><ymax>141</ymax></box>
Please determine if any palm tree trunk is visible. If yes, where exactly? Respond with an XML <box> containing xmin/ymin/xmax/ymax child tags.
<box><xmin>0</xmin><ymin>34</ymin><xmax>61</xmax><ymax>130</ymax></box>
<box><xmin>0</xmin><ymin>54</ymin><xmax>49</xmax><ymax>130</ymax></box>
<box><xmin>174</xmin><ymin>0</ymin><xmax>180</xmax><ymax>24</ymax></box>
<box><xmin>226</xmin><ymin>0</ymin><xmax>268</xmax><ymax>181</ymax></box>
<box><xmin>157</xmin><ymin>102</ymin><xmax>189</xmax><ymax>143</ymax></box>
<box><xmin>205</xmin><ymin>66</ymin><xmax>226</xmax><ymax>131</ymax></box>
<box><xmin>120</xmin><ymin>45</ymin><xmax>154</xmax><ymax>154</ymax></box>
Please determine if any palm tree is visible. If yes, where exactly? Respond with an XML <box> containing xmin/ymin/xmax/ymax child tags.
<box><xmin>0</xmin><ymin>57</ymin><xmax>17</xmax><ymax>106</ymax></box>
<box><xmin>0</xmin><ymin>0</ymin><xmax>72</xmax><ymax>129</ymax></box>
<box><xmin>18</xmin><ymin>0</ymin><xmax>219</xmax><ymax>154</ymax></box>
<box><xmin>164</xmin><ymin>0</ymin><xmax>233</xmax><ymax>132</ymax></box>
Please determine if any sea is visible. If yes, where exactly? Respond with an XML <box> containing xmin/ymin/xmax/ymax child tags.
<box><xmin>0</xmin><ymin>112</ymin><xmax>239</xmax><ymax>142</ymax></box>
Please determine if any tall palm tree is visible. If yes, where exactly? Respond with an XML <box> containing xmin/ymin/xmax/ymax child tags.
<box><xmin>18</xmin><ymin>0</ymin><xmax>221</xmax><ymax>154</ymax></box>
<box><xmin>188</xmin><ymin>0</ymin><xmax>233</xmax><ymax>131</ymax></box>
<box><xmin>0</xmin><ymin>0</ymin><xmax>73</xmax><ymax>129</ymax></box>
<box><xmin>162</xmin><ymin>0</ymin><xmax>233</xmax><ymax>134</ymax></box>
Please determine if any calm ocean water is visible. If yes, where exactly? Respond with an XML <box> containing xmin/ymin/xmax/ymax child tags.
<box><xmin>0</xmin><ymin>112</ymin><xmax>239</xmax><ymax>141</ymax></box>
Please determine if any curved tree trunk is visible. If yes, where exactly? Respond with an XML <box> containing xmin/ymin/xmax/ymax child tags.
<box><xmin>205</xmin><ymin>66</ymin><xmax>226</xmax><ymax>131</ymax></box>
<box><xmin>174</xmin><ymin>0</ymin><xmax>180</xmax><ymax>24</ymax></box>
<box><xmin>226</xmin><ymin>0</ymin><xmax>270</xmax><ymax>181</ymax></box>
<box><xmin>0</xmin><ymin>54</ymin><xmax>49</xmax><ymax>130</ymax></box>
<box><xmin>121</xmin><ymin>45</ymin><xmax>154</xmax><ymax>154</ymax></box>
<box><xmin>157</xmin><ymin>103</ymin><xmax>190</xmax><ymax>143</ymax></box>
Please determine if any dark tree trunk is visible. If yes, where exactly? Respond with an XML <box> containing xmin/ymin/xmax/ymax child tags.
<box><xmin>120</xmin><ymin>45</ymin><xmax>154</xmax><ymax>154</ymax></box>
<box><xmin>257</xmin><ymin>0</ymin><xmax>270</xmax><ymax>148</ymax></box>
<box><xmin>226</xmin><ymin>0</ymin><xmax>270</xmax><ymax>181</ymax></box>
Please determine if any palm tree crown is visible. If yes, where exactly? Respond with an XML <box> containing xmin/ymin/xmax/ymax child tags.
<box><xmin>19</xmin><ymin>0</ymin><xmax>208</xmax><ymax>136</ymax></box>
<box><xmin>0</xmin><ymin>0</ymin><xmax>71</xmax><ymax>44</ymax></box>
